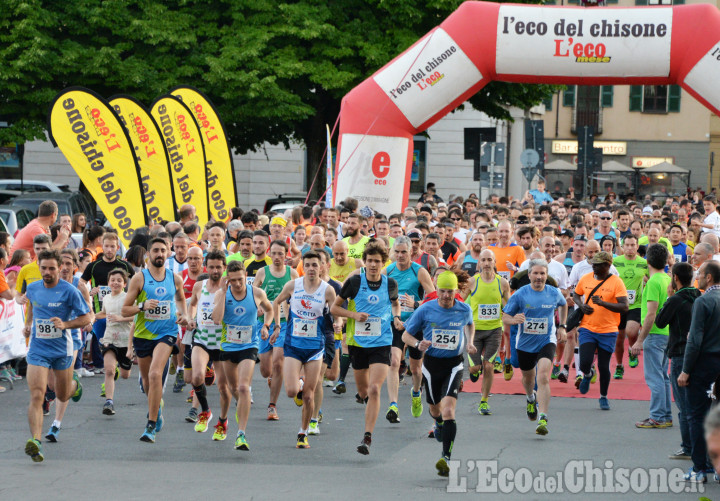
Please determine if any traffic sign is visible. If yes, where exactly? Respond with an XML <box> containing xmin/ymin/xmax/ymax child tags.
<box><xmin>521</xmin><ymin>166</ymin><xmax>538</xmax><ymax>182</ymax></box>
<box><xmin>520</xmin><ymin>148</ymin><xmax>540</xmax><ymax>168</ymax></box>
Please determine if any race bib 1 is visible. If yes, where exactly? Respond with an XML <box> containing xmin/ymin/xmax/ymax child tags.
<box><xmin>35</xmin><ymin>318</ymin><xmax>62</xmax><ymax>339</ymax></box>
<box><xmin>145</xmin><ymin>300</ymin><xmax>171</xmax><ymax>321</ymax></box>
<box><xmin>431</xmin><ymin>329</ymin><xmax>460</xmax><ymax>351</ymax></box>
<box><xmin>477</xmin><ymin>304</ymin><xmax>500</xmax><ymax>320</ymax></box>
<box><xmin>226</xmin><ymin>324</ymin><xmax>252</xmax><ymax>344</ymax></box>
<box><xmin>355</xmin><ymin>317</ymin><xmax>381</xmax><ymax>337</ymax></box>
<box><xmin>198</xmin><ymin>305</ymin><xmax>214</xmax><ymax>327</ymax></box>
<box><xmin>524</xmin><ymin>317</ymin><xmax>548</xmax><ymax>335</ymax></box>
<box><xmin>293</xmin><ymin>318</ymin><xmax>318</xmax><ymax>338</ymax></box>
<box><xmin>627</xmin><ymin>290</ymin><xmax>636</xmax><ymax>305</ymax></box>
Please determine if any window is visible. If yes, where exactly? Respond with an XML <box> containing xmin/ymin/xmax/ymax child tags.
<box><xmin>563</xmin><ymin>86</ymin><xmax>575</xmax><ymax>107</ymax></box>
<box><xmin>629</xmin><ymin>85</ymin><xmax>681</xmax><ymax>113</ymax></box>
<box><xmin>543</xmin><ymin>95</ymin><xmax>553</xmax><ymax>111</ymax></box>
<box><xmin>601</xmin><ymin>86</ymin><xmax>613</xmax><ymax>107</ymax></box>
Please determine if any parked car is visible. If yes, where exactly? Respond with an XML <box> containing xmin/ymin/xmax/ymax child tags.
<box><xmin>0</xmin><ymin>179</ymin><xmax>71</xmax><ymax>193</ymax></box>
<box><xmin>263</xmin><ymin>193</ymin><xmax>307</xmax><ymax>213</ymax></box>
<box><xmin>4</xmin><ymin>191</ymin><xmax>96</xmax><ymax>222</ymax></box>
<box><xmin>0</xmin><ymin>206</ymin><xmax>34</xmax><ymax>236</ymax></box>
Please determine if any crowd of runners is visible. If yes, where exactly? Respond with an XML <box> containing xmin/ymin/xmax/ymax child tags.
<box><xmin>6</xmin><ymin>179</ymin><xmax>720</xmax><ymax>481</ymax></box>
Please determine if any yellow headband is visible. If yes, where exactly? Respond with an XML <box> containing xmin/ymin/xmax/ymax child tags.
<box><xmin>437</xmin><ymin>271</ymin><xmax>458</xmax><ymax>290</ymax></box>
<box><xmin>270</xmin><ymin>216</ymin><xmax>287</xmax><ymax>227</ymax></box>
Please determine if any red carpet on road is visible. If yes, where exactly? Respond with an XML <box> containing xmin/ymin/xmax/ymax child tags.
<box><xmin>463</xmin><ymin>355</ymin><xmax>660</xmax><ymax>401</ymax></box>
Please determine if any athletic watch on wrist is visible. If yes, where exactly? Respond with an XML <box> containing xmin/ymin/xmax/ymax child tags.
<box><xmin>558</xmin><ymin>324</ymin><xmax>567</xmax><ymax>329</ymax></box>
<box><xmin>415</xmin><ymin>340</ymin><xmax>421</xmax><ymax>349</ymax></box>
<box><xmin>137</xmin><ymin>302</ymin><xmax>145</xmax><ymax>312</ymax></box>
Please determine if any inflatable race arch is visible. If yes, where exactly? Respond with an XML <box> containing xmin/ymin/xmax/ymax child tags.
<box><xmin>334</xmin><ymin>1</ymin><xmax>720</xmax><ymax>214</ymax></box>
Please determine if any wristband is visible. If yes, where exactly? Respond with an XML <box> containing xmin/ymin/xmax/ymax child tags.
<box><xmin>415</xmin><ymin>340</ymin><xmax>421</xmax><ymax>349</ymax></box>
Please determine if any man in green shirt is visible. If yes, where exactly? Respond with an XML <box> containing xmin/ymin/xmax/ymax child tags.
<box><xmin>631</xmin><ymin>243</ymin><xmax>672</xmax><ymax>429</ymax></box>
<box><xmin>343</xmin><ymin>214</ymin><xmax>370</xmax><ymax>260</ymax></box>
<box><xmin>612</xmin><ymin>234</ymin><xmax>648</xmax><ymax>378</ymax></box>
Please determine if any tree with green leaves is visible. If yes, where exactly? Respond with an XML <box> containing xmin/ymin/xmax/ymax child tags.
<box><xmin>0</xmin><ymin>0</ymin><xmax>558</xmax><ymax>200</ymax></box>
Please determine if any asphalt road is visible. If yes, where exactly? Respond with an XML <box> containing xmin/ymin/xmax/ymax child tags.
<box><xmin>0</xmin><ymin>369</ymin><xmax>716</xmax><ymax>501</ymax></box>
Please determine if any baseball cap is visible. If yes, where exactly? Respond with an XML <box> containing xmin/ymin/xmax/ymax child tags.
<box><xmin>407</xmin><ymin>230</ymin><xmax>422</xmax><ymax>240</ymax></box>
<box><xmin>642</xmin><ymin>206</ymin><xmax>653</xmax><ymax>214</ymax></box>
<box><xmin>573</xmin><ymin>235</ymin><xmax>588</xmax><ymax>242</ymax></box>
<box><xmin>559</xmin><ymin>229</ymin><xmax>574</xmax><ymax>239</ymax></box>
<box><xmin>359</xmin><ymin>206</ymin><xmax>374</xmax><ymax>218</ymax></box>
<box><xmin>590</xmin><ymin>251</ymin><xmax>613</xmax><ymax>264</ymax></box>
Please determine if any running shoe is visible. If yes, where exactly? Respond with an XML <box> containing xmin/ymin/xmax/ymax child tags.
<box><xmin>503</xmin><ymin>361</ymin><xmax>514</xmax><ymax>381</ymax></box>
<box><xmin>628</xmin><ymin>348</ymin><xmax>639</xmax><ymax>368</ymax></box>
<box><xmin>526</xmin><ymin>395</ymin><xmax>538</xmax><ymax>421</ymax></box>
<box><xmin>635</xmin><ymin>418</ymin><xmax>664</xmax><ymax>428</ymax></box>
<box><xmin>478</xmin><ymin>401</ymin><xmax>491</xmax><ymax>415</ymax></box>
<box><xmin>42</xmin><ymin>397</ymin><xmax>52</xmax><ymax>416</ymax></box>
<box><xmin>212</xmin><ymin>421</ymin><xmax>227</xmax><ymax>441</ymax></box>
<box><xmin>25</xmin><ymin>438</ymin><xmax>44</xmax><ymax>462</ymax></box>
<box><xmin>684</xmin><ymin>468</ymin><xmax>707</xmax><ymax>483</ymax></box>
<box><xmin>386</xmin><ymin>403</ymin><xmax>400</xmax><ymax>423</ymax></box>
<box><xmin>155</xmin><ymin>399</ymin><xmax>164</xmax><ymax>432</ymax></box>
<box><xmin>355</xmin><ymin>393</ymin><xmax>368</xmax><ymax>405</ymax></box>
<box><xmin>493</xmin><ymin>357</ymin><xmax>503</xmax><ymax>374</ymax></box>
<box><xmin>357</xmin><ymin>434</ymin><xmax>371</xmax><ymax>455</ymax></box>
<box><xmin>235</xmin><ymin>432</ymin><xmax>249</xmax><ymax>451</ymax></box>
<box><xmin>205</xmin><ymin>366</ymin><xmax>215</xmax><ymax>386</ymax></box>
<box><xmin>436</xmin><ymin>455</ymin><xmax>450</xmax><ymax>477</ymax></box>
<box><xmin>599</xmin><ymin>396</ymin><xmax>610</xmax><ymax>410</ymax></box>
<box><xmin>669</xmin><ymin>449</ymin><xmax>691</xmax><ymax>460</ymax></box>
<box><xmin>100</xmin><ymin>382</ymin><xmax>106</xmax><ymax>398</ymax></box>
<box><xmin>71</xmin><ymin>372</ymin><xmax>83</xmax><ymax>402</ymax></box>
<box><xmin>114</xmin><ymin>366</ymin><xmax>120</xmax><ymax>381</ymax></box>
<box><xmin>411</xmin><ymin>389</ymin><xmax>423</xmax><ymax>418</ymax></box>
<box><xmin>659</xmin><ymin>420</ymin><xmax>673</xmax><ymax>428</ymax></box>
<box><xmin>173</xmin><ymin>371</ymin><xmax>185</xmax><ymax>393</ymax></box>
<box><xmin>103</xmin><ymin>401</ymin><xmax>115</xmax><ymax>415</ymax></box>
<box><xmin>551</xmin><ymin>364</ymin><xmax>561</xmax><ymax>379</ymax></box>
<box><xmin>318</xmin><ymin>409</ymin><xmax>323</xmax><ymax>423</ymax></box>
<box><xmin>557</xmin><ymin>368</ymin><xmax>569</xmax><ymax>383</ymax></box>
<box><xmin>169</xmin><ymin>359</ymin><xmax>176</xmax><ymax>375</ymax></box>
<box><xmin>536</xmin><ymin>415</ymin><xmax>549</xmax><ymax>436</ymax></box>
<box><xmin>590</xmin><ymin>365</ymin><xmax>597</xmax><ymax>383</ymax></box>
<box><xmin>579</xmin><ymin>373</ymin><xmax>592</xmax><ymax>394</ymax></box>
<box><xmin>332</xmin><ymin>381</ymin><xmax>346</xmax><ymax>394</ymax></box>
<box><xmin>140</xmin><ymin>424</ymin><xmax>156</xmax><ymax>443</ymax></box>
<box><xmin>613</xmin><ymin>365</ymin><xmax>624</xmax><ymax>380</ymax></box>
<box><xmin>323</xmin><ymin>377</ymin><xmax>333</xmax><ymax>387</ymax></box>
<box><xmin>469</xmin><ymin>369</ymin><xmax>481</xmax><ymax>383</ymax></box>
<box><xmin>45</xmin><ymin>425</ymin><xmax>60</xmax><ymax>442</ymax></box>
<box><xmin>428</xmin><ymin>426</ymin><xmax>436</xmax><ymax>439</ymax></box>
<box><xmin>187</xmin><ymin>389</ymin><xmax>194</xmax><ymax>403</ymax></box>
<box><xmin>8</xmin><ymin>367</ymin><xmax>22</xmax><ymax>380</ymax></box>
<box><xmin>186</xmin><ymin>407</ymin><xmax>199</xmax><ymax>423</ymax></box>
<box><xmin>195</xmin><ymin>410</ymin><xmax>213</xmax><ymax>433</ymax></box>
<box><xmin>267</xmin><ymin>405</ymin><xmax>279</xmax><ymax>421</ymax></box>
<box><xmin>433</xmin><ymin>421</ymin><xmax>444</xmax><ymax>442</ymax></box>
<box><xmin>308</xmin><ymin>420</ymin><xmax>320</xmax><ymax>435</ymax></box>
<box><xmin>574</xmin><ymin>375</ymin><xmax>583</xmax><ymax>389</ymax></box>
<box><xmin>296</xmin><ymin>433</ymin><xmax>310</xmax><ymax>449</ymax></box>
<box><xmin>294</xmin><ymin>390</ymin><xmax>303</xmax><ymax>407</ymax></box>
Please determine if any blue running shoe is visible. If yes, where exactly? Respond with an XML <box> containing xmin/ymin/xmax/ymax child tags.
<box><xmin>45</xmin><ymin>425</ymin><xmax>60</xmax><ymax>442</ymax></box>
<box><xmin>140</xmin><ymin>425</ymin><xmax>156</xmax><ymax>443</ymax></box>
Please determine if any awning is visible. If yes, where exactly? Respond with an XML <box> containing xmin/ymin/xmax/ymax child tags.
<box><xmin>602</xmin><ymin>160</ymin><xmax>635</xmax><ymax>173</ymax></box>
<box><xmin>544</xmin><ymin>159</ymin><xmax>576</xmax><ymax>171</ymax></box>
<box><xmin>639</xmin><ymin>161</ymin><xmax>690</xmax><ymax>174</ymax></box>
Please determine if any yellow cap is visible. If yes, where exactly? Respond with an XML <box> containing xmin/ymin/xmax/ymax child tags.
<box><xmin>436</xmin><ymin>270</ymin><xmax>458</xmax><ymax>290</ymax></box>
<box><xmin>270</xmin><ymin>216</ymin><xmax>287</xmax><ymax>227</ymax></box>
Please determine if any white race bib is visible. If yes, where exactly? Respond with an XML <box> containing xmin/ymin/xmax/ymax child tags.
<box><xmin>400</xmin><ymin>304</ymin><xmax>415</xmax><ymax>314</ymax></box>
<box><xmin>477</xmin><ymin>304</ymin><xmax>500</xmax><ymax>320</ymax></box>
<box><xmin>674</xmin><ymin>254</ymin><xmax>683</xmax><ymax>263</ymax></box>
<box><xmin>98</xmin><ymin>286</ymin><xmax>112</xmax><ymax>303</ymax></box>
<box><xmin>498</xmin><ymin>271</ymin><xmax>511</xmax><ymax>281</ymax></box>
<box><xmin>198</xmin><ymin>305</ymin><xmax>214</xmax><ymax>327</ymax></box>
<box><xmin>35</xmin><ymin>318</ymin><xmax>62</xmax><ymax>339</ymax></box>
<box><xmin>355</xmin><ymin>317</ymin><xmax>381</xmax><ymax>337</ymax></box>
<box><xmin>145</xmin><ymin>300</ymin><xmax>171</xmax><ymax>321</ymax></box>
<box><xmin>226</xmin><ymin>324</ymin><xmax>253</xmax><ymax>344</ymax></box>
<box><xmin>293</xmin><ymin>318</ymin><xmax>318</xmax><ymax>338</ymax></box>
<box><xmin>246</xmin><ymin>277</ymin><xmax>255</xmax><ymax>286</ymax></box>
<box><xmin>431</xmin><ymin>329</ymin><xmax>460</xmax><ymax>350</ymax></box>
<box><xmin>524</xmin><ymin>318</ymin><xmax>548</xmax><ymax>335</ymax></box>
<box><xmin>627</xmin><ymin>290</ymin><xmax>636</xmax><ymax>305</ymax></box>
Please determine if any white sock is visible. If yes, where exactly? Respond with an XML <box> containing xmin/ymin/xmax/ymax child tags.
<box><xmin>52</xmin><ymin>420</ymin><xmax>61</xmax><ymax>428</ymax></box>
<box><xmin>573</xmin><ymin>349</ymin><xmax>580</xmax><ymax>377</ymax></box>
<box><xmin>526</xmin><ymin>393</ymin><xmax>535</xmax><ymax>402</ymax></box>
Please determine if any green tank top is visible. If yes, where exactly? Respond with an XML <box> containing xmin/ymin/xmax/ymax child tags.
<box><xmin>466</xmin><ymin>274</ymin><xmax>503</xmax><ymax>330</ymax></box>
<box><xmin>260</xmin><ymin>265</ymin><xmax>291</xmax><ymax>323</ymax></box>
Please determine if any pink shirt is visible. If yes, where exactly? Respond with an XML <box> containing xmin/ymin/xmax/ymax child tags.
<box><xmin>10</xmin><ymin>219</ymin><xmax>49</xmax><ymax>260</ymax></box>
